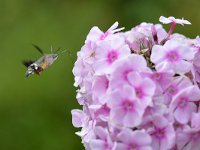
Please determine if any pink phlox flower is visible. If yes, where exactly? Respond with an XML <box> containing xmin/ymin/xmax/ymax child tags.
<box><xmin>163</xmin><ymin>76</ymin><xmax>192</xmax><ymax>105</ymax></box>
<box><xmin>72</xmin><ymin>108</ymin><xmax>96</xmax><ymax>144</ymax></box>
<box><xmin>92</xmin><ymin>75</ymin><xmax>109</xmax><ymax>104</ymax></box>
<box><xmin>125</xmin><ymin>23</ymin><xmax>167</xmax><ymax>51</ymax></box>
<box><xmin>89</xmin><ymin>104</ymin><xmax>110</xmax><ymax>122</ymax></box>
<box><xmin>170</xmin><ymin>85</ymin><xmax>200</xmax><ymax>124</ymax></box>
<box><xmin>151</xmin><ymin>40</ymin><xmax>196</xmax><ymax>74</ymax></box>
<box><xmin>72</xmin><ymin>18</ymin><xmax>200</xmax><ymax>150</ymax></box>
<box><xmin>192</xmin><ymin>51</ymin><xmax>200</xmax><ymax>83</ymax></box>
<box><xmin>159</xmin><ymin>16</ymin><xmax>191</xmax><ymax>26</ymax></box>
<box><xmin>196</xmin><ymin>36</ymin><xmax>200</xmax><ymax>43</ymax></box>
<box><xmin>147</xmin><ymin>115</ymin><xmax>175</xmax><ymax>150</ymax></box>
<box><xmin>107</xmin><ymin>85</ymin><xmax>144</xmax><ymax>127</ymax></box>
<box><xmin>191</xmin><ymin>112</ymin><xmax>200</xmax><ymax>129</ymax></box>
<box><xmin>169</xmin><ymin>34</ymin><xmax>198</xmax><ymax>48</ymax></box>
<box><xmin>86</xmin><ymin>22</ymin><xmax>124</xmax><ymax>42</ymax></box>
<box><xmin>89</xmin><ymin>126</ymin><xmax>117</xmax><ymax>150</ymax></box>
<box><xmin>176</xmin><ymin>122</ymin><xmax>200</xmax><ymax>150</ymax></box>
<box><xmin>170</xmin><ymin>33</ymin><xmax>187</xmax><ymax>41</ymax></box>
<box><xmin>198</xmin><ymin>102</ymin><xmax>200</xmax><ymax>112</ymax></box>
<box><xmin>74</xmin><ymin>110</ymin><xmax>96</xmax><ymax>143</ymax></box>
<box><xmin>170</xmin><ymin>34</ymin><xmax>200</xmax><ymax>53</ymax></box>
<box><xmin>141</xmin><ymin>101</ymin><xmax>170</xmax><ymax>128</ymax></box>
<box><xmin>73</xmin><ymin>51</ymin><xmax>96</xmax><ymax>88</ymax></box>
<box><xmin>127</xmin><ymin>72</ymin><xmax>156</xmax><ymax>107</ymax></box>
<box><xmin>110</xmin><ymin>54</ymin><xmax>148</xmax><ymax>89</ymax></box>
<box><xmin>79</xmin><ymin>41</ymin><xmax>98</xmax><ymax>65</ymax></box>
<box><xmin>190</xmin><ymin>37</ymin><xmax>200</xmax><ymax>56</ymax></box>
<box><xmin>75</xmin><ymin>74</ymin><xmax>94</xmax><ymax>105</ymax></box>
<box><xmin>93</xmin><ymin>37</ymin><xmax>131</xmax><ymax>75</ymax></box>
<box><xmin>73</xmin><ymin>57</ymin><xmax>88</xmax><ymax>87</ymax></box>
<box><xmin>159</xmin><ymin>16</ymin><xmax>191</xmax><ymax>45</ymax></box>
<box><xmin>71</xmin><ymin>109</ymin><xmax>87</xmax><ymax>128</ymax></box>
<box><xmin>116</xmin><ymin>128</ymin><xmax>152</xmax><ymax>150</ymax></box>
<box><xmin>76</xmin><ymin>86</ymin><xmax>94</xmax><ymax>105</ymax></box>
<box><xmin>143</xmin><ymin>71</ymin><xmax>173</xmax><ymax>96</ymax></box>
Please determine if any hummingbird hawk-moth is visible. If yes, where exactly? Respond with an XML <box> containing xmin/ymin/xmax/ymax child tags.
<box><xmin>23</xmin><ymin>44</ymin><xmax>66</xmax><ymax>78</ymax></box>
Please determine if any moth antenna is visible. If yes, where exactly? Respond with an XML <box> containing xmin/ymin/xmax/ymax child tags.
<box><xmin>57</xmin><ymin>49</ymin><xmax>68</xmax><ymax>55</ymax></box>
<box><xmin>54</xmin><ymin>47</ymin><xmax>61</xmax><ymax>54</ymax></box>
<box><xmin>51</xmin><ymin>45</ymin><xmax>53</xmax><ymax>53</ymax></box>
<box><xmin>32</xmin><ymin>44</ymin><xmax>44</xmax><ymax>55</ymax></box>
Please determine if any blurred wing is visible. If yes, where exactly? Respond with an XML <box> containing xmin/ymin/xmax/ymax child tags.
<box><xmin>32</xmin><ymin>44</ymin><xmax>44</xmax><ymax>55</ymax></box>
<box><xmin>22</xmin><ymin>60</ymin><xmax>34</xmax><ymax>67</ymax></box>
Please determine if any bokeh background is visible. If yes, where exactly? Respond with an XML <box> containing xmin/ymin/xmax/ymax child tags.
<box><xmin>0</xmin><ymin>0</ymin><xmax>199</xmax><ymax>149</ymax></box>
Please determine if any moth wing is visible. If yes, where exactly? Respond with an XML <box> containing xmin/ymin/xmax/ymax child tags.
<box><xmin>32</xmin><ymin>44</ymin><xmax>44</xmax><ymax>55</ymax></box>
<box><xmin>22</xmin><ymin>60</ymin><xmax>35</xmax><ymax>68</ymax></box>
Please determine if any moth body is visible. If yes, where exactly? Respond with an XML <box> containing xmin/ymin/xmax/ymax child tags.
<box><xmin>23</xmin><ymin>45</ymin><xmax>59</xmax><ymax>78</ymax></box>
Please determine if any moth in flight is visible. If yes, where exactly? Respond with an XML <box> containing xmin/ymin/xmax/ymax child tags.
<box><xmin>23</xmin><ymin>44</ymin><xmax>66</xmax><ymax>78</ymax></box>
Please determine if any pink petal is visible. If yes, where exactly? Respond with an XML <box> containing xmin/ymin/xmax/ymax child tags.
<box><xmin>151</xmin><ymin>45</ymin><xmax>166</xmax><ymax>64</ymax></box>
<box><xmin>123</xmin><ymin>111</ymin><xmax>142</xmax><ymax>127</ymax></box>
<box><xmin>131</xmin><ymin>130</ymin><xmax>152</xmax><ymax>146</ymax></box>
<box><xmin>94</xmin><ymin>126</ymin><xmax>107</xmax><ymax>140</ymax></box>
<box><xmin>187</xmin><ymin>86</ymin><xmax>200</xmax><ymax>101</ymax></box>
<box><xmin>86</xmin><ymin>26</ymin><xmax>103</xmax><ymax>42</ymax></box>
<box><xmin>107</xmin><ymin>90</ymin><xmax>123</xmax><ymax>107</ymax></box>
<box><xmin>116</xmin><ymin>143</ymin><xmax>129</xmax><ymax>150</ymax></box>
<box><xmin>175</xmin><ymin>18</ymin><xmax>191</xmax><ymax>25</ymax></box>
<box><xmin>174</xmin><ymin>103</ymin><xmax>197</xmax><ymax>124</ymax></box>
<box><xmin>110</xmin><ymin>36</ymin><xmax>125</xmax><ymax>50</ymax></box>
<box><xmin>177</xmin><ymin>46</ymin><xmax>195</xmax><ymax>61</ymax></box>
<box><xmin>141</xmin><ymin>78</ymin><xmax>156</xmax><ymax>97</ymax></box>
<box><xmin>191</xmin><ymin>138</ymin><xmax>200</xmax><ymax>150</ymax></box>
<box><xmin>159</xmin><ymin>16</ymin><xmax>172</xmax><ymax>24</ymax></box>
<box><xmin>93</xmin><ymin>58</ymin><xmax>111</xmax><ymax>75</ymax></box>
<box><xmin>173</xmin><ymin>60</ymin><xmax>192</xmax><ymax>74</ymax></box>
<box><xmin>117</xmin><ymin>128</ymin><xmax>133</xmax><ymax>144</ymax></box>
<box><xmin>90</xmin><ymin>139</ymin><xmax>107</xmax><ymax>150</ymax></box>
<box><xmin>110</xmin><ymin>107</ymin><xmax>126</xmax><ymax>125</ymax></box>
<box><xmin>71</xmin><ymin>109</ymin><xmax>85</xmax><ymax>128</ymax></box>
<box><xmin>107</xmin><ymin>21</ymin><xmax>118</xmax><ymax>32</ymax></box>
<box><xmin>151</xmin><ymin>137</ymin><xmax>160</xmax><ymax>150</ymax></box>
<box><xmin>139</xmin><ymin>147</ymin><xmax>153</xmax><ymax>150</ymax></box>
<box><xmin>127</xmin><ymin>72</ymin><xmax>142</xmax><ymax>87</ymax></box>
<box><xmin>153</xmin><ymin>115</ymin><xmax>168</xmax><ymax>128</ymax></box>
<box><xmin>191</xmin><ymin>112</ymin><xmax>200</xmax><ymax>128</ymax></box>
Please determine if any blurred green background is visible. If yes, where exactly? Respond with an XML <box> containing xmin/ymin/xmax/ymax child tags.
<box><xmin>0</xmin><ymin>0</ymin><xmax>199</xmax><ymax>149</ymax></box>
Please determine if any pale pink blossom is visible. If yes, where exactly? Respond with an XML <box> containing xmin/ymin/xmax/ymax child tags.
<box><xmin>170</xmin><ymin>85</ymin><xmax>200</xmax><ymax>124</ymax></box>
<box><xmin>163</xmin><ymin>76</ymin><xmax>192</xmax><ymax>105</ymax></box>
<box><xmin>89</xmin><ymin>126</ymin><xmax>117</xmax><ymax>150</ymax></box>
<box><xmin>159</xmin><ymin>16</ymin><xmax>191</xmax><ymax>45</ymax></box>
<box><xmin>86</xmin><ymin>21</ymin><xmax>124</xmax><ymax>42</ymax></box>
<box><xmin>176</xmin><ymin>125</ymin><xmax>200</xmax><ymax>150</ymax></box>
<box><xmin>151</xmin><ymin>40</ymin><xmax>196</xmax><ymax>74</ymax></box>
<box><xmin>116</xmin><ymin>128</ymin><xmax>152</xmax><ymax>150</ymax></box>
<box><xmin>159</xmin><ymin>16</ymin><xmax>191</xmax><ymax>26</ymax></box>
<box><xmin>72</xmin><ymin>17</ymin><xmax>200</xmax><ymax>150</ymax></box>
<box><xmin>107</xmin><ymin>85</ymin><xmax>144</xmax><ymax>127</ymax></box>
<box><xmin>148</xmin><ymin>115</ymin><xmax>175</xmax><ymax>150</ymax></box>
<box><xmin>127</xmin><ymin>72</ymin><xmax>156</xmax><ymax>107</ymax></box>
<box><xmin>125</xmin><ymin>23</ymin><xmax>167</xmax><ymax>51</ymax></box>
<box><xmin>110</xmin><ymin>54</ymin><xmax>148</xmax><ymax>89</ymax></box>
<box><xmin>93</xmin><ymin>37</ymin><xmax>131</xmax><ymax>75</ymax></box>
<box><xmin>92</xmin><ymin>75</ymin><xmax>109</xmax><ymax>104</ymax></box>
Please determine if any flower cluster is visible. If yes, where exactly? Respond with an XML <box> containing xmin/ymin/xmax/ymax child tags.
<box><xmin>72</xmin><ymin>16</ymin><xmax>200</xmax><ymax>150</ymax></box>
